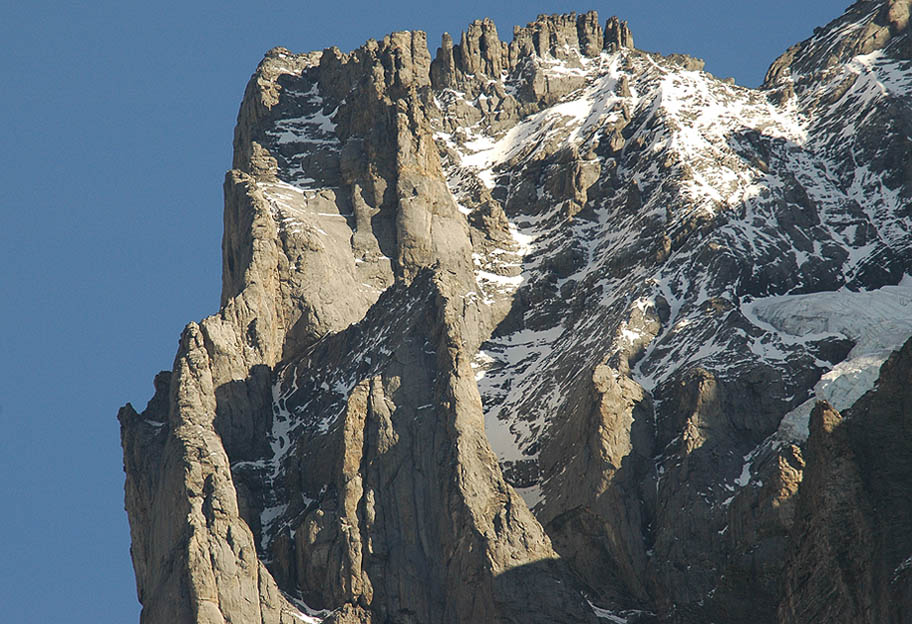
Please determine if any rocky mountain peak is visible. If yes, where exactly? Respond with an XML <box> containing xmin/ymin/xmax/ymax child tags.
<box><xmin>121</xmin><ymin>4</ymin><xmax>912</xmax><ymax>623</ymax></box>
<box><xmin>431</xmin><ymin>12</ymin><xmax>633</xmax><ymax>89</ymax></box>
<box><xmin>765</xmin><ymin>0</ymin><xmax>912</xmax><ymax>86</ymax></box>
<box><xmin>604</xmin><ymin>16</ymin><xmax>634</xmax><ymax>50</ymax></box>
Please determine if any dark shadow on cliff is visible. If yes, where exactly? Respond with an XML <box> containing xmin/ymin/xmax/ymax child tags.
<box><xmin>780</xmin><ymin>336</ymin><xmax>912</xmax><ymax>624</ymax></box>
<box><xmin>492</xmin><ymin>557</ymin><xmax>658</xmax><ymax>624</ymax></box>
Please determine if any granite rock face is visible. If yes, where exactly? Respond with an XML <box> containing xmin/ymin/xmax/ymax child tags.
<box><xmin>121</xmin><ymin>4</ymin><xmax>912</xmax><ymax>623</ymax></box>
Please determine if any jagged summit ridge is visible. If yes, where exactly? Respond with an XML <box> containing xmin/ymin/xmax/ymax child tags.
<box><xmin>430</xmin><ymin>12</ymin><xmax>633</xmax><ymax>90</ymax></box>
<box><xmin>121</xmin><ymin>3</ymin><xmax>912</xmax><ymax>623</ymax></box>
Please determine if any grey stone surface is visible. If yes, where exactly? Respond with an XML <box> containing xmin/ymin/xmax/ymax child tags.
<box><xmin>120</xmin><ymin>3</ymin><xmax>912</xmax><ymax>623</ymax></box>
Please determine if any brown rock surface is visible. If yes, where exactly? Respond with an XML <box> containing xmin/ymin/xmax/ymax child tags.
<box><xmin>119</xmin><ymin>4</ymin><xmax>912</xmax><ymax>623</ymax></box>
<box><xmin>120</xmin><ymin>15</ymin><xmax>604</xmax><ymax>624</ymax></box>
<box><xmin>780</xmin><ymin>337</ymin><xmax>912</xmax><ymax>624</ymax></box>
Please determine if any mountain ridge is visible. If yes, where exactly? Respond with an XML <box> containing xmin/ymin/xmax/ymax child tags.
<box><xmin>120</xmin><ymin>2</ymin><xmax>912</xmax><ymax>622</ymax></box>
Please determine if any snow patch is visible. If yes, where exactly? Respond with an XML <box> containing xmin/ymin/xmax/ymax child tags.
<box><xmin>744</xmin><ymin>276</ymin><xmax>912</xmax><ymax>441</ymax></box>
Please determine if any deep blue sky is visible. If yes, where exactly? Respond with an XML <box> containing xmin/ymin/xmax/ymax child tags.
<box><xmin>0</xmin><ymin>1</ymin><xmax>841</xmax><ymax>621</ymax></box>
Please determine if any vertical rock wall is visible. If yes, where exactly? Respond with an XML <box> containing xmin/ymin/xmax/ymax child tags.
<box><xmin>119</xmin><ymin>4</ymin><xmax>912</xmax><ymax>623</ymax></box>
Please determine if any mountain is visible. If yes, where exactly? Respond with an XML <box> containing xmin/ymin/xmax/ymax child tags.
<box><xmin>118</xmin><ymin>2</ymin><xmax>912</xmax><ymax>622</ymax></box>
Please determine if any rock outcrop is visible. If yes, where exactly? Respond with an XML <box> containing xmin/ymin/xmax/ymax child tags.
<box><xmin>779</xmin><ymin>337</ymin><xmax>912</xmax><ymax>624</ymax></box>
<box><xmin>120</xmin><ymin>4</ymin><xmax>912</xmax><ymax>623</ymax></box>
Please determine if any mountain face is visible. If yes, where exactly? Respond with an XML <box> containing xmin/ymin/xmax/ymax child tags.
<box><xmin>119</xmin><ymin>2</ymin><xmax>912</xmax><ymax>622</ymax></box>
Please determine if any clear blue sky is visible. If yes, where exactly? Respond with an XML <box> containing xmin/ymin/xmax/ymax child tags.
<box><xmin>0</xmin><ymin>1</ymin><xmax>841</xmax><ymax>621</ymax></box>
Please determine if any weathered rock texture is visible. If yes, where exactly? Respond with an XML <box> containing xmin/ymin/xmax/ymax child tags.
<box><xmin>121</xmin><ymin>3</ymin><xmax>912</xmax><ymax>623</ymax></box>
<box><xmin>779</xmin><ymin>337</ymin><xmax>912</xmax><ymax>624</ymax></box>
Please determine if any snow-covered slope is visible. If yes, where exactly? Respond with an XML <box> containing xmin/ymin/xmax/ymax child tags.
<box><xmin>422</xmin><ymin>4</ymin><xmax>912</xmax><ymax>616</ymax></box>
<box><xmin>433</xmin><ymin>37</ymin><xmax>910</xmax><ymax>499</ymax></box>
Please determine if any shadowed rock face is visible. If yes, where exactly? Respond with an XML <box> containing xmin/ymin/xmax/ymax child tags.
<box><xmin>779</xmin><ymin>338</ymin><xmax>912</xmax><ymax>624</ymax></box>
<box><xmin>120</xmin><ymin>3</ymin><xmax>912</xmax><ymax>623</ymax></box>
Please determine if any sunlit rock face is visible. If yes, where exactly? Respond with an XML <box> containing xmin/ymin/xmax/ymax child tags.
<box><xmin>120</xmin><ymin>2</ymin><xmax>912</xmax><ymax>623</ymax></box>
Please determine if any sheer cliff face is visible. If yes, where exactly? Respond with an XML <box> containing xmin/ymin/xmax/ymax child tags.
<box><xmin>119</xmin><ymin>2</ymin><xmax>912</xmax><ymax>623</ymax></box>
